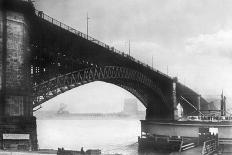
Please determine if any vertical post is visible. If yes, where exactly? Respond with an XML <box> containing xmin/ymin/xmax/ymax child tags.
<box><xmin>173</xmin><ymin>77</ymin><xmax>178</xmax><ymax>120</ymax></box>
<box><xmin>87</xmin><ymin>13</ymin><xmax>90</xmax><ymax>39</ymax></box>
<box><xmin>224</xmin><ymin>96</ymin><xmax>226</xmax><ymax>116</ymax></box>
<box><xmin>198</xmin><ymin>95</ymin><xmax>201</xmax><ymax>117</ymax></box>
<box><xmin>152</xmin><ymin>56</ymin><xmax>153</xmax><ymax>68</ymax></box>
<box><xmin>167</xmin><ymin>66</ymin><xmax>169</xmax><ymax>75</ymax></box>
<box><xmin>129</xmin><ymin>40</ymin><xmax>130</xmax><ymax>56</ymax></box>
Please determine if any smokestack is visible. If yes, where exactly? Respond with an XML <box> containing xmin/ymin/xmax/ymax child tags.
<box><xmin>221</xmin><ymin>90</ymin><xmax>226</xmax><ymax>116</ymax></box>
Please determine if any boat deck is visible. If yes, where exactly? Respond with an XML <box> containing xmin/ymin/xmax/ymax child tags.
<box><xmin>173</xmin><ymin>146</ymin><xmax>202</xmax><ymax>155</ymax></box>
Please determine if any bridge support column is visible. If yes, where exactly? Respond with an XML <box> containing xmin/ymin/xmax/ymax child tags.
<box><xmin>0</xmin><ymin>1</ymin><xmax>38</xmax><ymax>150</ymax></box>
<box><xmin>173</xmin><ymin>77</ymin><xmax>178</xmax><ymax>120</ymax></box>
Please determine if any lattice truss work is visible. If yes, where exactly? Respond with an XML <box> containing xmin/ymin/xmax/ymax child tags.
<box><xmin>33</xmin><ymin>66</ymin><xmax>169</xmax><ymax>109</ymax></box>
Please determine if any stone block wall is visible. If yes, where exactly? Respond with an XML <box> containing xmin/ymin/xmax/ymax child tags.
<box><xmin>0</xmin><ymin>1</ymin><xmax>38</xmax><ymax>150</ymax></box>
<box><xmin>0</xmin><ymin>10</ymin><xmax>32</xmax><ymax>117</ymax></box>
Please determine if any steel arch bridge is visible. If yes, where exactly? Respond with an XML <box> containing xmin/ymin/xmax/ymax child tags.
<box><xmin>2</xmin><ymin>0</ymin><xmax>209</xmax><ymax>121</ymax></box>
<box><xmin>0</xmin><ymin>0</ymin><xmax>213</xmax><ymax>150</ymax></box>
<box><xmin>27</xmin><ymin>2</ymin><xmax>209</xmax><ymax>120</ymax></box>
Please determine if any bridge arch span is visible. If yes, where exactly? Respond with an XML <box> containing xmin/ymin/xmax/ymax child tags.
<box><xmin>33</xmin><ymin>66</ymin><xmax>172</xmax><ymax>118</ymax></box>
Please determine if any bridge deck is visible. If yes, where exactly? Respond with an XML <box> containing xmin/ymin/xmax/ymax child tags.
<box><xmin>142</xmin><ymin>120</ymin><xmax>232</xmax><ymax>126</ymax></box>
<box><xmin>141</xmin><ymin>120</ymin><xmax>232</xmax><ymax>141</ymax></box>
<box><xmin>176</xmin><ymin>146</ymin><xmax>202</xmax><ymax>155</ymax></box>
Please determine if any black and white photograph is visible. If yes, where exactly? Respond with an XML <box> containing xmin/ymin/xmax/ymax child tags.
<box><xmin>0</xmin><ymin>0</ymin><xmax>232</xmax><ymax>154</ymax></box>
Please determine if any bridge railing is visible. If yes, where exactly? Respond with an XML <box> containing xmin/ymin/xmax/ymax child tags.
<box><xmin>201</xmin><ymin>139</ymin><xmax>217</xmax><ymax>155</ymax></box>
<box><xmin>33</xmin><ymin>9</ymin><xmax>172</xmax><ymax>80</ymax></box>
<box><xmin>187</xmin><ymin>116</ymin><xmax>232</xmax><ymax>122</ymax></box>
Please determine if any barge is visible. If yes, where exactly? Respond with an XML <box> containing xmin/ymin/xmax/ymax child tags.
<box><xmin>138</xmin><ymin>93</ymin><xmax>232</xmax><ymax>153</ymax></box>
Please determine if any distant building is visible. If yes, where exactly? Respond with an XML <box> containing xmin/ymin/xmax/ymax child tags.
<box><xmin>177</xmin><ymin>103</ymin><xmax>183</xmax><ymax>118</ymax></box>
<box><xmin>57</xmin><ymin>103</ymin><xmax>69</xmax><ymax>115</ymax></box>
<box><xmin>123</xmin><ymin>98</ymin><xmax>138</xmax><ymax>115</ymax></box>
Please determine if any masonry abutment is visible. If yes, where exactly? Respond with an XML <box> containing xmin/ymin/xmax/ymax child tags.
<box><xmin>0</xmin><ymin>0</ymin><xmax>38</xmax><ymax>150</ymax></box>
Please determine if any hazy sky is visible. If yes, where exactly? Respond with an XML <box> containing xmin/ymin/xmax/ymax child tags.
<box><xmin>34</xmin><ymin>0</ymin><xmax>232</xmax><ymax>113</ymax></box>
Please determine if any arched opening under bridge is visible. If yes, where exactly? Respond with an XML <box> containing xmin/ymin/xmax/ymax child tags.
<box><xmin>33</xmin><ymin>66</ymin><xmax>173</xmax><ymax>120</ymax></box>
<box><xmin>34</xmin><ymin>81</ymin><xmax>146</xmax><ymax>153</ymax></box>
<box><xmin>34</xmin><ymin>81</ymin><xmax>146</xmax><ymax>114</ymax></box>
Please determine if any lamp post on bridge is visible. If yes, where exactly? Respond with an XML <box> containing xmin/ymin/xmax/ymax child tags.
<box><xmin>198</xmin><ymin>95</ymin><xmax>201</xmax><ymax>117</ymax></box>
<box><xmin>87</xmin><ymin>12</ymin><xmax>90</xmax><ymax>39</ymax></box>
<box><xmin>152</xmin><ymin>56</ymin><xmax>153</xmax><ymax>68</ymax></box>
<box><xmin>129</xmin><ymin>40</ymin><xmax>131</xmax><ymax>56</ymax></box>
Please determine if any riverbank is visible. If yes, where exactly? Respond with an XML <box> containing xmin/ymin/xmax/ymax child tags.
<box><xmin>0</xmin><ymin>149</ymin><xmax>123</xmax><ymax>155</ymax></box>
<box><xmin>0</xmin><ymin>145</ymin><xmax>231</xmax><ymax>155</ymax></box>
<box><xmin>0</xmin><ymin>149</ymin><xmax>56</xmax><ymax>155</ymax></box>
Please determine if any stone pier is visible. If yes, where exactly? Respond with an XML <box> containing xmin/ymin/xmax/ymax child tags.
<box><xmin>0</xmin><ymin>0</ymin><xmax>37</xmax><ymax>150</ymax></box>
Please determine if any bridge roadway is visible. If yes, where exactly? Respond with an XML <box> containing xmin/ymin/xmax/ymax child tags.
<box><xmin>0</xmin><ymin>0</ymin><xmax>212</xmax><ymax>151</ymax></box>
<box><xmin>1</xmin><ymin>0</ymin><xmax>208</xmax><ymax>119</ymax></box>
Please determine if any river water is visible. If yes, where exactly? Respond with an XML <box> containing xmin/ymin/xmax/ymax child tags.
<box><xmin>37</xmin><ymin>119</ymin><xmax>172</xmax><ymax>155</ymax></box>
<box><xmin>37</xmin><ymin>119</ymin><xmax>232</xmax><ymax>155</ymax></box>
